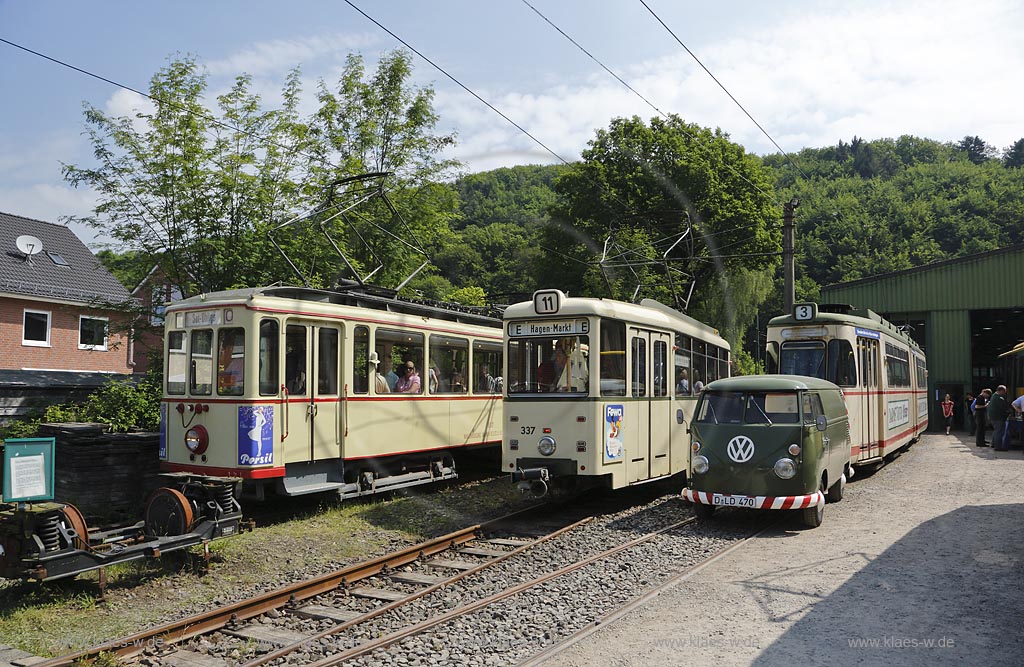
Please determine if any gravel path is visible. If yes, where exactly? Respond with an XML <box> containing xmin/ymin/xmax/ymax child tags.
<box><xmin>543</xmin><ymin>434</ymin><xmax>1024</xmax><ymax>667</ymax></box>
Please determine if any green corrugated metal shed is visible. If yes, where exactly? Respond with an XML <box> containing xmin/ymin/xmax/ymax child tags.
<box><xmin>820</xmin><ymin>244</ymin><xmax>1024</xmax><ymax>431</ymax></box>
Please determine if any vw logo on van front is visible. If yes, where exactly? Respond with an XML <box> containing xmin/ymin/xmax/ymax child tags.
<box><xmin>727</xmin><ymin>435</ymin><xmax>755</xmax><ymax>463</ymax></box>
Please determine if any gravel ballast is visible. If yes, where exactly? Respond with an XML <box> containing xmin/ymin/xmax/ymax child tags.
<box><xmin>543</xmin><ymin>433</ymin><xmax>1024</xmax><ymax>667</ymax></box>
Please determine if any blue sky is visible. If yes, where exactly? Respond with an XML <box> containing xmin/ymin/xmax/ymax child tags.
<box><xmin>2</xmin><ymin>0</ymin><xmax>1022</xmax><ymax>246</ymax></box>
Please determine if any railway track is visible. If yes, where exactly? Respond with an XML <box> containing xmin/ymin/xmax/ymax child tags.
<box><xmin>37</xmin><ymin>488</ymin><xmax>768</xmax><ymax>667</ymax></box>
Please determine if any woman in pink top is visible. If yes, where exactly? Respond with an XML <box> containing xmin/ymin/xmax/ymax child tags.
<box><xmin>396</xmin><ymin>360</ymin><xmax>421</xmax><ymax>393</ymax></box>
<box><xmin>941</xmin><ymin>393</ymin><xmax>955</xmax><ymax>436</ymax></box>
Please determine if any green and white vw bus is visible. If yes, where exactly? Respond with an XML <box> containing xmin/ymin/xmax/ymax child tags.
<box><xmin>681</xmin><ymin>375</ymin><xmax>851</xmax><ymax>528</ymax></box>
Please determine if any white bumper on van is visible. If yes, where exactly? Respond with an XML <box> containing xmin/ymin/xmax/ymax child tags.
<box><xmin>681</xmin><ymin>488</ymin><xmax>824</xmax><ymax>510</ymax></box>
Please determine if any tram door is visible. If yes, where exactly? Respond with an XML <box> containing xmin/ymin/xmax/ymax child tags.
<box><xmin>627</xmin><ymin>329</ymin><xmax>672</xmax><ymax>483</ymax></box>
<box><xmin>282</xmin><ymin>322</ymin><xmax>343</xmax><ymax>464</ymax></box>
<box><xmin>857</xmin><ymin>338</ymin><xmax>880</xmax><ymax>460</ymax></box>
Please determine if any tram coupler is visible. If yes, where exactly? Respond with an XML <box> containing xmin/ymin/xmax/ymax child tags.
<box><xmin>512</xmin><ymin>467</ymin><xmax>550</xmax><ymax>497</ymax></box>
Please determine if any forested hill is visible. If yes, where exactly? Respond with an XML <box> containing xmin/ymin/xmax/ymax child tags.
<box><xmin>763</xmin><ymin>135</ymin><xmax>1024</xmax><ymax>292</ymax></box>
<box><xmin>455</xmin><ymin>135</ymin><xmax>1024</xmax><ymax>301</ymax></box>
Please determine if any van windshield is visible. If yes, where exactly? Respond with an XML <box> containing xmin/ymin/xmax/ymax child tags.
<box><xmin>696</xmin><ymin>391</ymin><xmax>801</xmax><ymax>425</ymax></box>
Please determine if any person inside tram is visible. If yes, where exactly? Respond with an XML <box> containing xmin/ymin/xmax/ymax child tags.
<box><xmin>396</xmin><ymin>360</ymin><xmax>422</xmax><ymax>393</ymax></box>
<box><xmin>677</xmin><ymin>369</ymin><xmax>690</xmax><ymax>395</ymax></box>
<box><xmin>369</xmin><ymin>352</ymin><xmax>390</xmax><ymax>393</ymax></box>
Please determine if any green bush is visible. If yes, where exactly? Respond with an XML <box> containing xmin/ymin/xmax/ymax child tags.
<box><xmin>0</xmin><ymin>371</ymin><xmax>161</xmax><ymax>439</ymax></box>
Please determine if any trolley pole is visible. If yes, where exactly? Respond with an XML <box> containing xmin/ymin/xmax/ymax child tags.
<box><xmin>782</xmin><ymin>197</ymin><xmax>799</xmax><ymax>314</ymax></box>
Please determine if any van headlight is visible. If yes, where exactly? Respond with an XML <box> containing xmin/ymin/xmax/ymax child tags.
<box><xmin>691</xmin><ymin>441</ymin><xmax>701</xmax><ymax>453</ymax></box>
<box><xmin>773</xmin><ymin>458</ymin><xmax>797</xmax><ymax>479</ymax></box>
<box><xmin>692</xmin><ymin>455</ymin><xmax>709</xmax><ymax>474</ymax></box>
<box><xmin>538</xmin><ymin>436</ymin><xmax>556</xmax><ymax>456</ymax></box>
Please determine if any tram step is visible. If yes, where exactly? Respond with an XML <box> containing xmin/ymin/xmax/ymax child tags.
<box><xmin>223</xmin><ymin>625</ymin><xmax>309</xmax><ymax>647</ymax></box>
<box><xmin>458</xmin><ymin>546</ymin><xmax>506</xmax><ymax>557</ymax></box>
<box><xmin>289</xmin><ymin>604</ymin><xmax>364</xmax><ymax>622</ymax></box>
<box><xmin>348</xmin><ymin>586</ymin><xmax>409</xmax><ymax>602</ymax></box>
<box><xmin>389</xmin><ymin>571</ymin><xmax>449</xmax><ymax>585</ymax></box>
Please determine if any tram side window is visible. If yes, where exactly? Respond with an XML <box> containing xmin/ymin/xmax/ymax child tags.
<box><xmin>706</xmin><ymin>346</ymin><xmax>719</xmax><ymax>384</ymax></box>
<box><xmin>189</xmin><ymin>329</ymin><xmax>213</xmax><ymax>395</ymax></box>
<box><xmin>600</xmin><ymin>319</ymin><xmax>626</xmax><ymax>397</ymax></box>
<box><xmin>258</xmin><ymin>320</ymin><xmax>280</xmax><ymax>396</ymax></box>
<box><xmin>885</xmin><ymin>343</ymin><xmax>910</xmax><ymax>388</ymax></box>
<box><xmin>217</xmin><ymin>327</ymin><xmax>245</xmax><ymax>396</ymax></box>
<box><xmin>472</xmin><ymin>341</ymin><xmax>503</xmax><ymax>394</ymax></box>
<box><xmin>318</xmin><ymin>328</ymin><xmax>339</xmax><ymax>395</ymax></box>
<box><xmin>431</xmin><ymin>335</ymin><xmax>469</xmax><ymax>393</ymax></box>
<box><xmin>915</xmin><ymin>357</ymin><xmax>927</xmax><ymax>388</ymax></box>
<box><xmin>353</xmin><ymin>326</ymin><xmax>369</xmax><ymax>395</ymax></box>
<box><xmin>167</xmin><ymin>330</ymin><xmax>187</xmax><ymax>395</ymax></box>
<box><xmin>674</xmin><ymin>334</ymin><xmax>692</xmax><ymax>396</ymax></box>
<box><xmin>377</xmin><ymin>328</ymin><xmax>425</xmax><ymax>394</ymax></box>
<box><xmin>653</xmin><ymin>340</ymin><xmax>668</xmax><ymax>397</ymax></box>
<box><xmin>827</xmin><ymin>339</ymin><xmax>857</xmax><ymax>387</ymax></box>
<box><xmin>719</xmin><ymin>348</ymin><xmax>731</xmax><ymax>381</ymax></box>
<box><xmin>631</xmin><ymin>337</ymin><xmax>647</xmax><ymax>397</ymax></box>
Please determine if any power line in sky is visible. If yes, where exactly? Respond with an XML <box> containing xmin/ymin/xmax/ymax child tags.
<box><xmin>637</xmin><ymin>0</ymin><xmax>810</xmax><ymax>181</ymax></box>
<box><xmin>0</xmin><ymin>36</ymin><xmax>335</xmax><ymax>171</ymax></box>
<box><xmin>520</xmin><ymin>0</ymin><xmax>780</xmax><ymax>206</ymax></box>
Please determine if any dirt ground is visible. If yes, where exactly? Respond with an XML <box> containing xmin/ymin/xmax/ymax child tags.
<box><xmin>543</xmin><ymin>433</ymin><xmax>1024</xmax><ymax>667</ymax></box>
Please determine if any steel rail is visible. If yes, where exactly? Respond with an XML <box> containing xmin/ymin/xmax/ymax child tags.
<box><xmin>36</xmin><ymin>505</ymin><xmax>546</xmax><ymax>667</ymax></box>
<box><xmin>242</xmin><ymin>516</ymin><xmax>594</xmax><ymax>667</ymax></box>
<box><xmin>303</xmin><ymin>516</ymin><xmax>699</xmax><ymax>667</ymax></box>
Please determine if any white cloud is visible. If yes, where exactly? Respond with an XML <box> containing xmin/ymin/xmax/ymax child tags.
<box><xmin>206</xmin><ymin>32</ymin><xmax>380</xmax><ymax>77</ymax></box>
<box><xmin>0</xmin><ymin>183</ymin><xmax>105</xmax><ymax>246</ymax></box>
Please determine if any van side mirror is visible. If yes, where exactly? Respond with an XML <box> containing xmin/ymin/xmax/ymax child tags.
<box><xmin>815</xmin><ymin>415</ymin><xmax>828</xmax><ymax>432</ymax></box>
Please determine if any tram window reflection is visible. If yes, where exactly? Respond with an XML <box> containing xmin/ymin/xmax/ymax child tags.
<box><xmin>258</xmin><ymin>319</ymin><xmax>279</xmax><ymax>396</ymax></box>
<box><xmin>190</xmin><ymin>329</ymin><xmax>213</xmax><ymax>395</ymax></box>
<box><xmin>217</xmin><ymin>327</ymin><xmax>245</xmax><ymax>396</ymax></box>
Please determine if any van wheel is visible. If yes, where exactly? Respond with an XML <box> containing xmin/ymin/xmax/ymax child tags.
<box><xmin>693</xmin><ymin>503</ymin><xmax>715</xmax><ymax>520</ymax></box>
<box><xmin>826</xmin><ymin>471</ymin><xmax>846</xmax><ymax>503</ymax></box>
<box><xmin>801</xmin><ymin>500</ymin><xmax>824</xmax><ymax>528</ymax></box>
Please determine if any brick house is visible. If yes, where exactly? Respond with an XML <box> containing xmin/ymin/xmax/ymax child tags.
<box><xmin>0</xmin><ymin>212</ymin><xmax>138</xmax><ymax>421</ymax></box>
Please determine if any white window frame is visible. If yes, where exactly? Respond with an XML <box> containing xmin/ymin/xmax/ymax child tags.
<box><xmin>23</xmin><ymin>309</ymin><xmax>51</xmax><ymax>347</ymax></box>
<box><xmin>79</xmin><ymin>315</ymin><xmax>109</xmax><ymax>351</ymax></box>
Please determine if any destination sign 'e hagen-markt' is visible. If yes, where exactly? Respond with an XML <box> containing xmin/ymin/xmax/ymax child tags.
<box><xmin>507</xmin><ymin>320</ymin><xmax>588</xmax><ymax>337</ymax></box>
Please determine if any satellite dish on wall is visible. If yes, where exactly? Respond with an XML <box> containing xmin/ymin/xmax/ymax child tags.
<box><xmin>15</xmin><ymin>235</ymin><xmax>44</xmax><ymax>256</ymax></box>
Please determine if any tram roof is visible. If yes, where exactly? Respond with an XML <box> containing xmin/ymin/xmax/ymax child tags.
<box><xmin>704</xmin><ymin>375</ymin><xmax>842</xmax><ymax>392</ymax></box>
<box><xmin>167</xmin><ymin>285</ymin><xmax>503</xmax><ymax>329</ymax></box>
<box><xmin>768</xmin><ymin>304</ymin><xmax>922</xmax><ymax>354</ymax></box>
<box><xmin>503</xmin><ymin>294</ymin><xmax>729</xmax><ymax>349</ymax></box>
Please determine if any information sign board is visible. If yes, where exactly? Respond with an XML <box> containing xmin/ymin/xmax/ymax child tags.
<box><xmin>2</xmin><ymin>437</ymin><xmax>56</xmax><ymax>502</ymax></box>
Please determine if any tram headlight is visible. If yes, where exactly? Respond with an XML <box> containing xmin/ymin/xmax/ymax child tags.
<box><xmin>692</xmin><ymin>455</ymin><xmax>709</xmax><ymax>474</ymax></box>
<box><xmin>185</xmin><ymin>425</ymin><xmax>209</xmax><ymax>455</ymax></box>
<box><xmin>773</xmin><ymin>458</ymin><xmax>797</xmax><ymax>479</ymax></box>
<box><xmin>788</xmin><ymin>443</ymin><xmax>801</xmax><ymax>456</ymax></box>
<box><xmin>538</xmin><ymin>436</ymin><xmax>556</xmax><ymax>456</ymax></box>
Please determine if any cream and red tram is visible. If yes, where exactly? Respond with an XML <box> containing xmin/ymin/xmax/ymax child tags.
<box><xmin>766</xmin><ymin>303</ymin><xmax>927</xmax><ymax>467</ymax></box>
<box><xmin>159</xmin><ymin>286</ymin><xmax>503</xmax><ymax>501</ymax></box>
<box><xmin>502</xmin><ymin>289</ymin><xmax>730</xmax><ymax>494</ymax></box>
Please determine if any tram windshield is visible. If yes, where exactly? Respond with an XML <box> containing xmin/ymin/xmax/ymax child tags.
<box><xmin>696</xmin><ymin>391</ymin><xmax>801</xmax><ymax>425</ymax></box>
<box><xmin>779</xmin><ymin>341</ymin><xmax>826</xmax><ymax>379</ymax></box>
<box><xmin>507</xmin><ymin>335</ymin><xmax>590</xmax><ymax>394</ymax></box>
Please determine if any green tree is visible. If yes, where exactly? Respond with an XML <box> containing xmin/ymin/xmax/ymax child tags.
<box><xmin>1003</xmin><ymin>138</ymin><xmax>1024</xmax><ymax>168</ymax></box>
<box><xmin>955</xmin><ymin>135</ymin><xmax>997</xmax><ymax>165</ymax></box>
<box><xmin>546</xmin><ymin>115</ymin><xmax>780</xmax><ymax>341</ymax></box>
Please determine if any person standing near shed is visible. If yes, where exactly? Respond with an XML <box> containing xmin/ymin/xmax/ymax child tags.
<box><xmin>941</xmin><ymin>393</ymin><xmax>955</xmax><ymax>436</ymax></box>
<box><xmin>988</xmin><ymin>385</ymin><xmax>1011</xmax><ymax>451</ymax></box>
<box><xmin>965</xmin><ymin>392</ymin><xmax>975</xmax><ymax>435</ymax></box>
<box><xmin>975</xmin><ymin>388</ymin><xmax>991</xmax><ymax>447</ymax></box>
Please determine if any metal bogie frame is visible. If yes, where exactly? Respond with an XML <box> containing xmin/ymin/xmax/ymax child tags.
<box><xmin>502</xmin><ymin>289</ymin><xmax>730</xmax><ymax>495</ymax></box>
<box><xmin>766</xmin><ymin>303</ymin><xmax>928</xmax><ymax>466</ymax></box>
<box><xmin>161</xmin><ymin>285</ymin><xmax>504</xmax><ymax>502</ymax></box>
<box><xmin>0</xmin><ymin>473</ymin><xmax>242</xmax><ymax>581</ymax></box>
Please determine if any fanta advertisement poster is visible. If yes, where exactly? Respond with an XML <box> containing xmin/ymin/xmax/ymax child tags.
<box><xmin>238</xmin><ymin>405</ymin><xmax>273</xmax><ymax>466</ymax></box>
<box><xmin>605</xmin><ymin>404</ymin><xmax>625</xmax><ymax>461</ymax></box>
<box><xmin>158</xmin><ymin>403</ymin><xmax>167</xmax><ymax>460</ymax></box>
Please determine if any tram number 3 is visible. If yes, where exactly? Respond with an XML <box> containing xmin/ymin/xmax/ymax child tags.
<box><xmin>794</xmin><ymin>304</ymin><xmax>815</xmax><ymax>321</ymax></box>
<box><xmin>520</xmin><ymin>426</ymin><xmax>536</xmax><ymax>435</ymax></box>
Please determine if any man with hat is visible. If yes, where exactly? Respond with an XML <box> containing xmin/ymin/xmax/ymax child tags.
<box><xmin>368</xmin><ymin>352</ymin><xmax>390</xmax><ymax>393</ymax></box>
<box><xmin>397</xmin><ymin>360</ymin><xmax>421</xmax><ymax>393</ymax></box>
